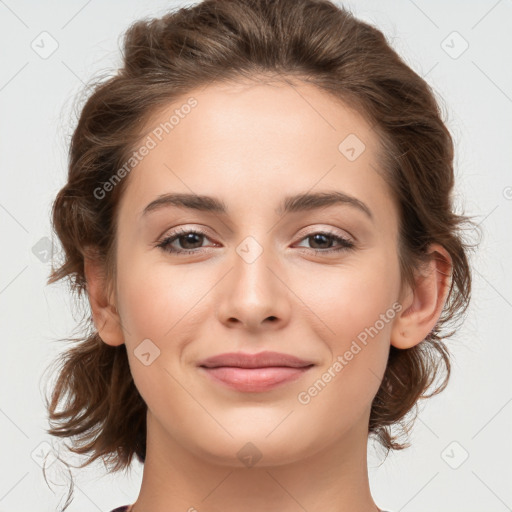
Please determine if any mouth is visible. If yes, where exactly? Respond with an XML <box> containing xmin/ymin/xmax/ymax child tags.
<box><xmin>197</xmin><ymin>351</ymin><xmax>315</xmax><ymax>393</ymax></box>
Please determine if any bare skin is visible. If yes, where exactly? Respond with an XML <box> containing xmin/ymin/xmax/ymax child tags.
<box><xmin>85</xmin><ymin>78</ymin><xmax>452</xmax><ymax>512</ymax></box>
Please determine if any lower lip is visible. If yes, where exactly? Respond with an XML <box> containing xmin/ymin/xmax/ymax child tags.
<box><xmin>199</xmin><ymin>366</ymin><xmax>312</xmax><ymax>392</ymax></box>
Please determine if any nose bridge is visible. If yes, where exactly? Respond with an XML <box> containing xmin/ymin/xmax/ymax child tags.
<box><xmin>216</xmin><ymin>232</ymin><xmax>290</xmax><ymax>329</ymax></box>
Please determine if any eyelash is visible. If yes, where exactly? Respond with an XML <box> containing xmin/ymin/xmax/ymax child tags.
<box><xmin>156</xmin><ymin>227</ymin><xmax>355</xmax><ymax>256</ymax></box>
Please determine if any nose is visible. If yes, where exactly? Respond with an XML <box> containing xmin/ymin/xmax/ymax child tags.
<box><xmin>215</xmin><ymin>237</ymin><xmax>292</xmax><ymax>332</ymax></box>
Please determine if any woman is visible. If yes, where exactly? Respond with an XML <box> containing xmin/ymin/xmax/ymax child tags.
<box><xmin>44</xmin><ymin>0</ymin><xmax>472</xmax><ymax>511</ymax></box>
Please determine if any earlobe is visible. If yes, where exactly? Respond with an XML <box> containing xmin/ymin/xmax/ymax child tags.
<box><xmin>391</xmin><ymin>244</ymin><xmax>452</xmax><ymax>350</ymax></box>
<box><xmin>84</xmin><ymin>255</ymin><xmax>125</xmax><ymax>347</ymax></box>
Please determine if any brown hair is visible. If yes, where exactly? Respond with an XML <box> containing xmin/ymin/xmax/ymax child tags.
<box><xmin>44</xmin><ymin>0</ymin><xmax>474</xmax><ymax>491</ymax></box>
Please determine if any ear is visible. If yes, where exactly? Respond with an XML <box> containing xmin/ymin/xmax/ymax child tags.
<box><xmin>391</xmin><ymin>243</ymin><xmax>452</xmax><ymax>349</ymax></box>
<box><xmin>84</xmin><ymin>253</ymin><xmax>125</xmax><ymax>346</ymax></box>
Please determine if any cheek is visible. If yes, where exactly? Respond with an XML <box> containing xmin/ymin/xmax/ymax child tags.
<box><xmin>115</xmin><ymin>252</ymin><xmax>197</xmax><ymax>340</ymax></box>
<box><xmin>114</xmin><ymin>254</ymin><xmax>211</xmax><ymax>388</ymax></box>
<box><xmin>114</xmin><ymin>258</ymin><xmax>193</xmax><ymax>411</ymax></box>
<box><xmin>293</xmin><ymin>264</ymin><xmax>397</xmax><ymax>435</ymax></box>
<box><xmin>290</xmin><ymin>255</ymin><xmax>399</xmax><ymax>417</ymax></box>
<box><xmin>293</xmin><ymin>255</ymin><xmax>400</xmax><ymax>346</ymax></box>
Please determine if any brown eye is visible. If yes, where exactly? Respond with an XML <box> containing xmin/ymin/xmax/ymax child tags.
<box><xmin>157</xmin><ymin>229</ymin><xmax>213</xmax><ymax>254</ymax></box>
<box><xmin>296</xmin><ymin>231</ymin><xmax>354</xmax><ymax>253</ymax></box>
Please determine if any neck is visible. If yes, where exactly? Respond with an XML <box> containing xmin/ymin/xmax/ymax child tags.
<box><xmin>131</xmin><ymin>411</ymin><xmax>381</xmax><ymax>512</ymax></box>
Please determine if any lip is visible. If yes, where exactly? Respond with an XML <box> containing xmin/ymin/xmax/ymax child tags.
<box><xmin>197</xmin><ymin>351</ymin><xmax>315</xmax><ymax>392</ymax></box>
<box><xmin>197</xmin><ymin>350</ymin><xmax>314</xmax><ymax>369</ymax></box>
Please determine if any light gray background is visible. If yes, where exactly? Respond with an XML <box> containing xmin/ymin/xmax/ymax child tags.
<box><xmin>1</xmin><ymin>1</ymin><xmax>511</xmax><ymax>511</ymax></box>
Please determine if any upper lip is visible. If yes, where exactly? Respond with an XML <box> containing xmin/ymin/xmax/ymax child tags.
<box><xmin>198</xmin><ymin>351</ymin><xmax>315</xmax><ymax>369</ymax></box>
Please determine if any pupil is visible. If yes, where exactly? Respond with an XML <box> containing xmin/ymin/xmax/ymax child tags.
<box><xmin>311</xmin><ymin>234</ymin><xmax>331</xmax><ymax>249</ymax></box>
<box><xmin>181</xmin><ymin>233</ymin><xmax>202</xmax><ymax>249</ymax></box>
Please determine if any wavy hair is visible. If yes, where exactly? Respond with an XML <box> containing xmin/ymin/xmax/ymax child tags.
<box><xmin>43</xmin><ymin>0</ymin><xmax>475</xmax><ymax>506</ymax></box>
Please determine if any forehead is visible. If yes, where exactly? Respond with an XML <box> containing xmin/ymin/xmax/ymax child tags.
<box><xmin>117</xmin><ymin>79</ymin><xmax>392</xmax><ymax>224</ymax></box>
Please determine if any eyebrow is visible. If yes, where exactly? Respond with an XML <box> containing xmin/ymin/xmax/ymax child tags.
<box><xmin>142</xmin><ymin>191</ymin><xmax>373</xmax><ymax>220</ymax></box>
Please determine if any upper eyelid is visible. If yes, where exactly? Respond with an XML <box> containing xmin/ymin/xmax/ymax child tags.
<box><xmin>160</xmin><ymin>226</ymin><xmax>353</xmax><ymax>246</ymax></box>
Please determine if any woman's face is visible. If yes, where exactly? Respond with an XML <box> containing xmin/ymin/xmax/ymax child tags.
<box><xmin>112</xmin><ymin>79</ymin><xmax>403</xmax><ymax>466</ymax></box>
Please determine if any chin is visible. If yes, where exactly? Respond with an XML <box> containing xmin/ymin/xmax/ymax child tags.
<box><xmin>177</xmin><ymin>426</ymin><xmax>318</xmax><ymax>468</ymax></box>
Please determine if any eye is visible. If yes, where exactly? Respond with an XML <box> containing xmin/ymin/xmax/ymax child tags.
<box><xmin>295</xmin><ymin>231</ymin><xmax>354</xmax><ymax>253</ymax></box>
<box><xmin>156</xmin><ymin>228</ymin><xmax>215</xmax><ymax>255</ymax></box>
<box><xmin>156</xmin><ymin>228</ymin><xmax>355</xmax><ymax>256</ymax></box>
